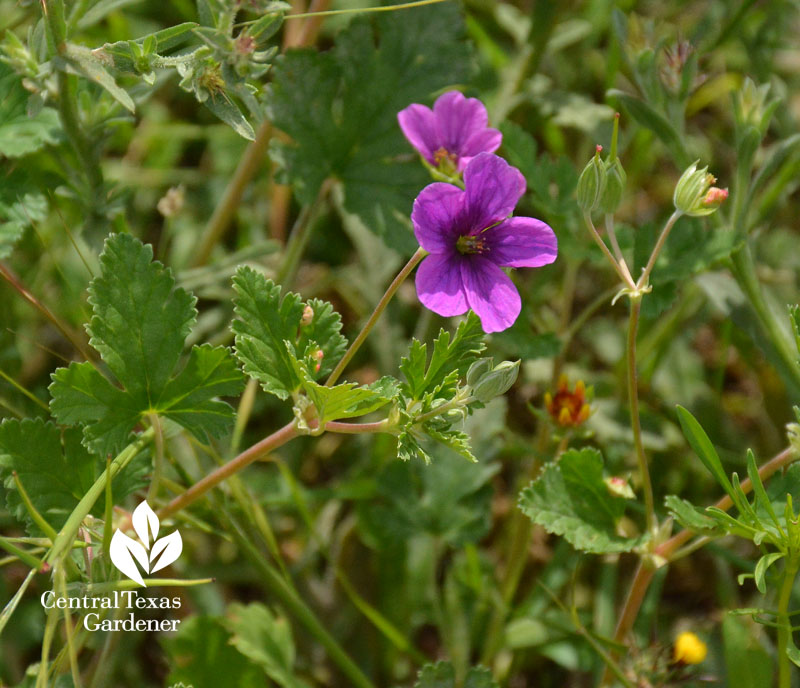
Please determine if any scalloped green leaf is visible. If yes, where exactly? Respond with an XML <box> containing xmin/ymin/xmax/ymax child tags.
<box><xmin>50</xmin><ymin>234</ymin><xmax>244</xmax><ymax>455</ymax></box>
<box><xmin>519</xmin><ymin>448</ymin><xmax>645</xmax><ymax>554</ymax></box>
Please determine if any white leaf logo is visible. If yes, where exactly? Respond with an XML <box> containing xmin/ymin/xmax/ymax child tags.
<box><xmin>109</xmin><ymin>500</ymin><xmax>183</xmax><ymax>586</ymax></box>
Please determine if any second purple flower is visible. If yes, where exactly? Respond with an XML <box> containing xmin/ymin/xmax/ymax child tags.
<box><xmin>413</xmin><ymin>153</ymin><xmax>558</xmax><ymax>333</ymax></box>
<box><xmin>398</xmin><ymin>91</ymin><xmax>502</xmax><ymax>174</ymax></box>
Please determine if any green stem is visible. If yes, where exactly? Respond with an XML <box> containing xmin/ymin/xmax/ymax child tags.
<box><xmin>275</xmin><ymin>180</ymin><xmax>332</xmax><ymax>286</ymax></box>
<box><xmin>326</xmin><ymin>247</ymin><xmax>426</xmax><ymax>386</ymax></box>
<box><xmin>222</xmin><ymin>509</ymin><xmax>378</xmax><ymax>688</ymax></box>
<box><xmin>637</xmin><ymin>211</ymin><xmax>682</xmax><ymax>289</ymax></box>
<box><xmin>728</xmin><ymin>244</ymin><xmax>800</xmax><ymax>393</ymax></box>
<box><xmin>158</xmin><ymin>421</ymin><xmax>298</xmax><ymax>519</ymax></box>
<box><xmin>47</xmin><ymin>429</ymin><xmax>153</xmax><ymax>565</ymax></box>
<box><xmin>582</xmin><ymin>214</ymin><xmax>636</xmax><ymax>290</ymax></box>
<box><xmin>281</xmin><ymin>0</ymin><xmax>447</xmax><ymax>20</ymax></box>
<box><xmin>777</xmin><ymin>557</ymin><xmax>799</xmax><ymax>688</ymax></box>
<box><xmin>626</xmin><ymin>298</ymin><xmax>656</xmax><ymax>535</ymax></box>
<box><xmin>192</xmin><ymin>121</ymin><xmax>273</xmax><ymax>267</ymax></box>
<box><xmin>146</xmin><ymin>413</ymin><xmax>165</xmax><ymax>502</ymax></box>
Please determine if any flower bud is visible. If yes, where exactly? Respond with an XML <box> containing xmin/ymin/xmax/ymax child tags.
<box><xmin>470</xmin><ymin>360</ymin><xmax>520</xmax><ymax>403</ymax></box>
<box><xmin>466</xmin><ymin>358</ymin><xmax>494</xmax><ymax>387</ymax></box>
<box><xmin>301</xmin><ymin>305</ymin><xmax>314</xmax><ymax>326</ymax></box>
<box><xmin>604</xmin><ymin>476</ymin><xmax>635</xmax><ymax>499</ymax></box>
<box><xmin>576</xmin><ymin>146</ymin><xmax>606</xmax><ymax>214</ymax></box>
<box><xmin>598</xmin><ymin>157</ymin><xmax>626</xmax><ymax>214</ymax></box>
<box><xmin>673</xmin><ymin>161</ymin><xmax>727</xmax><ymax>217</ymax></box>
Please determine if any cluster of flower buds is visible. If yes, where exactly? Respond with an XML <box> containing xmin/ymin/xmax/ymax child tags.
<box><xmin>577</xmin><ymin>114</ymin><xmax>627</xmax><ymax>215</ymax></box>
<box><xmin>673</xmin><ymin>161</ymin><xmax>728</xmax><ymax>217</ymax></box>
<box><xmin>466</xmin><ymin>358</ymin><xmax>520</xmax><ymax>403</ymax></box>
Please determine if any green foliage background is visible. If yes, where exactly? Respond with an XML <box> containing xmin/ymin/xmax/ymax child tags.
<box><xmin>1</xmin><ymin>0</ymin><xmax>800</xmax><ymax>686</ymax></box>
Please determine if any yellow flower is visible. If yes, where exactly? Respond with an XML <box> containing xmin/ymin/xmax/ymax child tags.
<box><xmin>544</xmin><ymin>375</ymin><xmax>591</xmax><ymax>427</ymax></box>
<box><xmin>673</xmin><ymin>631</ymin><xmax>707</xmax><ymax>664</ymax></box>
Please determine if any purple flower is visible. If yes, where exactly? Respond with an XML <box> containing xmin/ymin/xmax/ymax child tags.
<box><xmin>398</xmin><ymin>91</ymin><xmax>502</xmax><ymax>173</ymax></box>
<box><xmin>413</xmin><ymin>153</ymin><xmax>557</xmax><ymax>333</ymax></box>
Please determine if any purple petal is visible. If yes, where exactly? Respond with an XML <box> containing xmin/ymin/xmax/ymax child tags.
<box><xmin>398</xmin><ymin>104</ymin><xmax>438</xmax><ymax>164</ymax></box>
<box><xmin>485</xmin><ymin>217</ymin><xmax>558</xmax><ymax>268</ymax></box>
<box><xmin>416</xmin><ymin>253</ymin><xmax>468</xmax><ymax>317</ymax></box>
<box><xmin>461</xmin><ymin>257</ymin><xmax>521</xmax><ymax>333</ymax></box>
<box><xmin>463</xmin><ymin>153</ymin><xmax>526</xmax><ymax>230</ymax></box>
<box><xmin>458</xmin><ymin>127</ymin><xmax>502</xmax><ymax>170</ymax></box>
<box><xmin>411</xmin><ymin>183</ymin><xmax>465</xmax><ymax>253</ymax></box>
<box><xmin>433</xmin><ymin>91</ymin><xmax>489</xmax><ymax>155</ymax></box>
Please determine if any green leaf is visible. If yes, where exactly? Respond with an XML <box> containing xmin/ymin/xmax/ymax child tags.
<box><xmin>664</xmin><ymin>495</ymin><xmax>721</xmax><ymax>535</ymax></box>
<box><xmin>607</xmin><ymin>89</ymin><xmax>689</xmax><ymax>166</ymax></box>
<box><xmin>50</xmin><ymin>234</ymin><xmax>244</xmax><ymax>455</ymax></box>
<box><xmin>722</xmin><ymin>615</ymin><xmax>773</xmax><ymax>688</ymax></box>
<box><xmin>519</xmin><ymin>448</ymin><xmax>645</xmax><ymax>554</ymax></box>
<box><xmin>414</xmin><ymin>662</ymin><xmax>498</xmax><ymax>688</ymax></box>
<box><xmin>0</xmin><ymin>64</ymin><xmax>60</xmax><ymax>158</ymax></box>
<box><xmin>231</xmin><ymin>267</ymin><xmax>347</xmax><ymax>399</ymax></box>
<box><xmin>358</xmin><ymin>450</ymin><xmax>497</xmax><ymax>548</ymax></box>
<box><xmin>0</xmin><ymin>176</ymin><xmax>48</xmax><ymax>259</ymax></box>
<box><xmin>225</xmin><ymin>603</ymin><xmax>310</xmax><ymax>688</ymax></box>
<box><xmin>292</xmin><ymin>365</ymin><xmax>395</xmax><ymax>428</ymax></box>
<box><xmin>0</xmin><ymin>418</ymin><xmax>145</xmax><ymax>534</ymax></box>
<box><xmin>270</xmin><ymin>3</ymin><xmax>470</xmax><ymax>252</ymax></box>
<box><xmin>400</xmin><ymin>312</ymin><xmax>485</xmax><ymax>402</ymax></box>
<box><xmin>753</xmin><ymin>552</ymin><xmax>784</xmax><ymax>594</ymax></box>
<box><xmin>675</xmin><ymin>405</ymin><xmax>736</xmax><ymax>500</ymax></box>
<box><xmin>62</xmin><ymin>44</ymin><xmax>136</xmax><ymax>113</ymax></box>
<box><xmin>203</xmin><ymin>95</ymin><xmax>255</xmax><ymax>141</ymax></box>
<box><xmin>163</xmin><ymin>616</ymin><xmax>264</xmax><ymax>688</ymax></box>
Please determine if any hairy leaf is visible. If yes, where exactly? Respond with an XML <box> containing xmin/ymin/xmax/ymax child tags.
<box><xmin>0</xmin><ymin>64</ymin><xmax>60</xmax><ymax>158</ymax></box>
<box><xmin>0</xmin><ymin>418</ymin><xmax>145</xmax><ymax>533</ymax></box>
<box><xmin>50</xmin><ymin>234</ymin><xmax>244</xmax><ymax>455</ymax></box>
<box><xmin>231</xmin><ymin>267</ymin><xmax>347</xmax><ymax>399</ymax></box>
<box><xmin>519</xmin><ymin>448</ymin><xmax>645</xmax><ymax>554</ymax></box>
<box><xmin>400</xmin><ymin>312</ymin><xmax>485</xmax><ymax>402</ymax></box>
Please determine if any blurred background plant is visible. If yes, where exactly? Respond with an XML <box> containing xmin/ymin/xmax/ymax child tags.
<box><xmin>2</xmin><ymin>0</ymin><xmax>800</xmax><ymax>687</ymax></box>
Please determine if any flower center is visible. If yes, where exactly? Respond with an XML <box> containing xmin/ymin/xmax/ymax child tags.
<box><xmin>433</xmin><ymin>147</ymin><xmax>458</xmax><ymax>175</ymax></box>
<box><xmin>456</xmin><ymin>234</ymin><xmax>487</xmax><ymax>255</ymax></box>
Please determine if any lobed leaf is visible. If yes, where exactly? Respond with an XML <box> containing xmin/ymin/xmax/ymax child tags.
<box><xmin>519</xmin><ymin>448</ymin><xmax>645</xmax><ymax>554</ymax></box>
<box><xmin>50</xmin><ymin>234</ymin><xmax>244</xmax><ymax>455</ymax></box>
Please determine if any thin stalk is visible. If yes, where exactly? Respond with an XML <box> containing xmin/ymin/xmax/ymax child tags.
<box><xmin>604</xmin><ymin>215</ymin><xmax>633</xmax><ymax>285</ymax></box>
<box><xmin>222</xmin><ymin>509</ymin><xmax>378</xmax><ymax>688</ymax></box>
<box><xmin>281</xmin><ymin>0</ymin><xmax>447</xmax><ymax>20</ymax></box>
<box><xmin>602</xmin><ymin>446</ymin><xmax>799</xmax><ymax>684</ymax></box>
<box><xmin>47</xmin><ymin>429</ymin><xmax>153</xmax><ymax>565</ymax></box>
<box><xmin>582</xmin><ymin>214</ymin><xmax>636</xmax><ymax>290</ymax></box>
<box><xmin>636</xmin><ymin>211</ymin><xmax>682</xmax><ymax>289</ymax></box>
<box><xmin>56</xmin><ymin>569</ymin><xmax>82</xmax><ymax>688</ymax></box>
<box><xmin>326</xmin><ymin>247</ymin><xmax>426</xmax><ymax>386</ymax></box>
<box><xmin>158</xmin><ymin>421</ymin><xmax>298</xmax><ymax>519</ymax></box>
<box><xmin>275</xmin><ymin>180</ymin><xmax>332</xmax><ymax>287</ymax></box>
<box><xmin>0</xmin><ymin>368</ymin><xmax>49</xmax><ymax>411</ymax></box>
<box><xmin>191</xmin><ymin>123</ymin><xmax>274</xmax><ymax>267</ymax></box>
<box><xmin>0</xmin><ymin>263</ymin><xmax>93</xmax><ymax>361</ymax></box>
<box><xmin>626</xmin><ymin>298</ymin><xmax>655</xmax><ymax>535</ymax></box>
<box><xmin>146</xmin><ymin>413</ymin><xmax>165</xmax><ymax>502</ymax></box>
<box><xmin>231</xmin><ymin>378</ymin><xmax>258</xmax><ymax>454</ymax></box>
<box><xmin>0</xmin><ymin>536</ymin><xmax>48</xmax><ymax>571</ymax></box>
<box><xmin>728</xmin><ymin>245</ymin><xmax>800</xmax><ymax>392</ymax></box>
<box><xmin>326</xmin><ymin>419</ymin><xmax>393</xmax><ymax>434</ymax></box>
<box><xmin>777</xmin><ymin>557</ymin><xmax>799</xmax><ymax>688</ymax></box>
<box><xmin>36</xmin><ymin>605</ymin><xmax>59</xmax><ymax>688</ymax></box>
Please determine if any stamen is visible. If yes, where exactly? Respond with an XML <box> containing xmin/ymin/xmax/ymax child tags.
<box><xmin>456</xmin><ymin>234</ymin><xmax>487</xmax><ymax>255</ymax></box>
